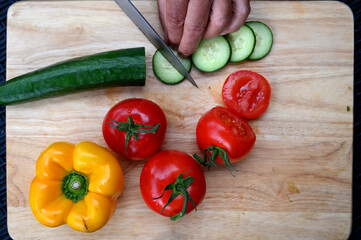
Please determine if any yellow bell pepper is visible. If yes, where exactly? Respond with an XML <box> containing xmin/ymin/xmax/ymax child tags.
<box><xmin>29</xmin><ymin>141</ymin><xmax>124</xmax><ymax>233</ymax></box>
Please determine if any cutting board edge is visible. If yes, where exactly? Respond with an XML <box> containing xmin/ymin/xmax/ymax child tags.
<box><xmin>4</xmin><ymin>0</ymin><xmax>354</xmax><ymax>239</ymax></box>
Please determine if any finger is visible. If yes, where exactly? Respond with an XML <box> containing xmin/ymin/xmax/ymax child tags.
<box><xmin>178</xmin><ymin>0</ymin><xmax>213</xmax><ymax>56</ymax></box>
<box><xmin>157</xmin><ymin>0</ymin><xmax>169</xmax><ymax>44</ymax></box>
<box><xmin>221</xmin><ymin>0</ymin><xmax>251</xmax><ymax>35</ymax></box>
<box><xmin>166</xmin><ymin>0</ymin><xmax>189</xmax><ymax>47</ymax></box>
<box><xmin>203</xmin><ymin>0</ymin><xmax>232</xmax><ymax>39</ymax></box>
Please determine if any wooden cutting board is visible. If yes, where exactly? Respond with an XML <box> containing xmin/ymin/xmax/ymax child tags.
<box><xmin>6</xmin><ymin>1</ymin><xmax>354</xmax><ymax>239</ymax></box>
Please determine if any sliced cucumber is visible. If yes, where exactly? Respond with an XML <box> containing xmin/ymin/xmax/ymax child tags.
<box><xmin>152</xmin><ymin>49</ymin><xmax>192</xmax><ymax>84</ymax></box>
<box><xmin>225</xmin><ymin>25</ymin><xmax>256</xmax><ymax>62</ymax></box>
<box><xmin>245</xmin><ymin>21</ymin><xmax>273</xmax><ymax>60</ymax></box>
<box><xmin>192</xmin><ymin>35</ymin><xmax>231</xmax><ymax>72</ymax></box>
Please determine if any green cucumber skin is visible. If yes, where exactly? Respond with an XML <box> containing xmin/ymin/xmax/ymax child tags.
<box><xmin>152</xmin><ymin>49</ymin><xmax>192</xmax><ymax>85</ymax></box>
<box><xmin>245</xmin><ymin>21</ymin><xmax>273</xmax><ymax>61</ymax></box>
<box><xmin>226</xmin><ymin>25</ymin><xmax>256</xmax><ymax>62</ymax></box>
<box><xmin>0</xmin><ymin>47</ymin><xmax>146</xmax><ymax>105</ymax></box>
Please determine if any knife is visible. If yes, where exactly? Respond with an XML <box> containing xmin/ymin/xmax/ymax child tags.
<box><xmin>114</xmin><ymin>0</ymin><xmax>198</xmax><ymax>88</ymax></box>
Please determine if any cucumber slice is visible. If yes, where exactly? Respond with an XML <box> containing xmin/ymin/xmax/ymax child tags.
<box><xmin>192</xmin><ymin>35</ymin><xmax>231</xmax><ymax>72</ymax></box>
<box><xmin>225</xmin><ymin>25</ymin><xmax>256</xmax><ymax>62</ymax></box>
<box><xmin>245</xmin><ymin>21</ymin><xmax>273</xmax><ymax>60</ymax></box>
<box><xmin>152</xmin><ymin>49</ymin><xmax>192</xmax><ymax>84</ymax></box>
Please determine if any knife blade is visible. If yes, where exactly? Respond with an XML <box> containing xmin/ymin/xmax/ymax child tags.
<box><xmin>114</xmin><ymin>0</ymin><xmax>198</xmax><ymax>88</ymax></box>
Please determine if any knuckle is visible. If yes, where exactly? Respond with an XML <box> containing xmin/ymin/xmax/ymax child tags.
<box><xmin>185</xmin><ymin>23</ymin><xmax>205</xmax><ymax>36</ymax></box>
<box><xmin>213</xmin><ymin>16</ymin><xmax>230</xmax><ymax>29</ymax></box>
<box><xmin>168</xmin><ymin>14</ymin><xmax>185</xmax><ymax>28</ymax></box>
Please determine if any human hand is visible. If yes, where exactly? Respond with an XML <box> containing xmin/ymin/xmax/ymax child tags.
<box><xmin>157</xmin><ymin>0</ymin><xmax>251</xmax><ymax>57</ymax></box>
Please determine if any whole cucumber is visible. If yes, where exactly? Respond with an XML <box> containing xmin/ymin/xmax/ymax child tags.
<box><xmin>1</xmin><ymin>47</ymin><xmax>146</xmax><ymax>105</ymax></box>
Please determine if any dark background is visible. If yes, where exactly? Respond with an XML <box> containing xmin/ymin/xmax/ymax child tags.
<box><xmin>0</xmin><ymin>0</ymin><xmax>360</xmax><ymax>239</ymax></box>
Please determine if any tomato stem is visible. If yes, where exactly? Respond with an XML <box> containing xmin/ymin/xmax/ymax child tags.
<box><xmin>193</xmin><ymin>146</ymin><xmax>238</xmax><ymax>177</ymax></box>
<box><xmin>151</xmin><ymin>171</ymin><xmax>196</xmax><ymax>221</ymax></box>
<box><xmin>106</xmin><ymin>116</ymin><xmax>160</xmax><ymax>154</ymax></box>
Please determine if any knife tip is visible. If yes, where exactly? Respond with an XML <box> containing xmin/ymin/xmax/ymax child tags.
<box><xmin>186</xmin><ymin>76</ymin><xmax>198</xmax><ymax>88</ymax></box>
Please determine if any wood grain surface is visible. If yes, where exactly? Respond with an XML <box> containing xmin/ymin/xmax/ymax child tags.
<box><xmin>6</xmin><ymin>1</ymin><xmax>353</xmax><ymax>239</ymax></box>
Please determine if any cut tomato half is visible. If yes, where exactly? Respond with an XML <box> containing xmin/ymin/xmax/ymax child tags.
<box><xmin>222</xmin><ymin>70</ymin><xmax>271</xmax><ymax>119</ymax></box>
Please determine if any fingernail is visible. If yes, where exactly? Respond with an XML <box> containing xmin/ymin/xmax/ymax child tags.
<box><xmin>169</xmin><ymin>43</ymin><xmax>179</xmax><ymax>50</ymax></box>
<box><xmin>220</xmin><ymin>30</ymin><xmax>229</xmax><ymax>36</ymax></box>
<box><xmin>178</xmin><ymin>52</ymin><xmax>190</xmax><ymax>58</ymax></box>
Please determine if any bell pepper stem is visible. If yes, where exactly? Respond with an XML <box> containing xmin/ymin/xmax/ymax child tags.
<box><xmin>62</xmin><ymin>171</ymin><xmax>88</xmax><ymax>202</ymax></box>
<box><xmin>71</xmin><ymin>180</ymin><xmax>81</xmax><ymax>190</ymax></box>
<box><xmin>106</xmin><ymin>116</ymin><xmax>160</xmax><ymax>154</ymax></box>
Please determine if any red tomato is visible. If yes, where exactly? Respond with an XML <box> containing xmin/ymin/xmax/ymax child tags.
<box><xmin>102</xmin><ymin>98</ymin><xmax>167</xmax><ymax>161</ymax></box>
<box><xmin>140</xmin><ymin>150</ymin><xmax>206</xmax><ymax>221</ymax></box>
<box><xmin>195</xmin><ymin>106</ymin><xmax>256</xmax><ymax>172</ymax></box>
<box><xmin>222</xmin><ymin>70</ymin><xmax>271</xmax><ymax>119</ymax></box>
